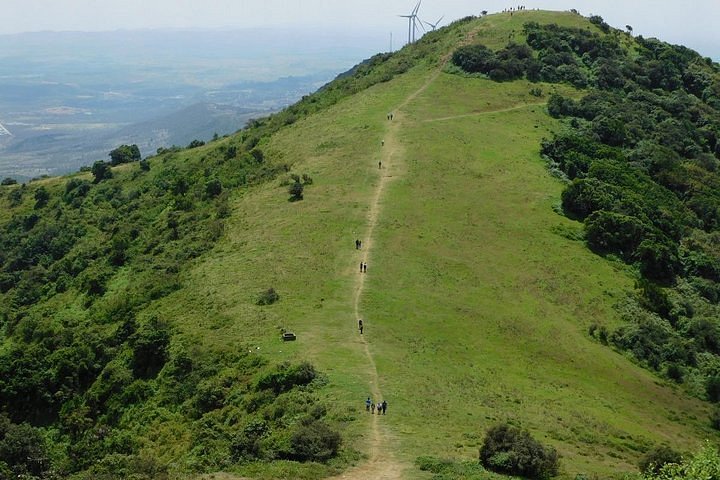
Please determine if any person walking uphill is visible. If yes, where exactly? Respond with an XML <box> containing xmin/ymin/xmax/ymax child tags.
<box><xmin>358</xmin><ymin>319</ymin><xmax>364</xmax><ymax>334</ymax></box>
<box><xmin>381</xmin><ymin>400</ymin><xmax>387</xmax><ymax>415</ymax></box>
<box><xmin>365</xmin><ymin>397</ymin><xmax>371</xmax><ymax>412</ymax></box>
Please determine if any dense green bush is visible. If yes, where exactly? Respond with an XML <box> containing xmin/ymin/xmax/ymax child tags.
<box><xmin>257</xmin><ymin>287</ymin><xmax>280</xmax><ymax>305</ymax></box>
<box><xmin>131</xmin><ymin>317</ymin><xmax>170</xmax><ymax>379</ymax></box>
<box><xmin>640</xmin><ymin>443</ymin><xmax>720</xmax><ymax>479</ymax></box>
<box><xmin>585</xmin><ymin>210</ymin><xmax>647</xmax><ymax>258</ymax></box>
<box><xmin>639</xmin><ymin>446</ymin><xmax>683</xmax><ymax>474</ymax></box>
<box><xmin>0</xmin><ymin>415</ymin><xmax>51</xmax><ymax>478</ymax></box>
<box><xmin>91</xmin><ymin>160</ymin><xmax>113</xmax><ymax>183</ymax></box>
<box><xmin>288</xmin><ymin>419</ymin><xmax>342</xmax><ymax>462</ymax></box>
<box><xmin>451</xmin><ymin>44</ymin><xmax>498</xmax><ymax>74</ymax></box>
<box><xmin>109</xmin><ymin>144</ymin><xmax>141</xmax><ymax>165</ymax></box>
<box><xmin>257</xmin><ymin>362</ymin><xmax>317</xmax><ymax>395</ymax></box>
<box><xmin>479</xmin><ymin>424</ymin><xmax>560</xmax><ymax>479</ymax></box>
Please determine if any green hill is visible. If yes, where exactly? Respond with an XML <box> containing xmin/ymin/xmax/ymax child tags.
<box><xmin>1</xmin><ymin>10</ymin><xmax>720</xmax><ymax>480</ymax></box>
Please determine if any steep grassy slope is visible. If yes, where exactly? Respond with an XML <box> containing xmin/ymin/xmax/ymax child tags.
<box><xmin>1</xmin><ymin>10</ymin><xmax>718</xmax><ymax>480</ymax></box>
<box><xmin>169</xmin><ymin>10</ymin><xmax>716</xmax><ymax>479</ymax></box>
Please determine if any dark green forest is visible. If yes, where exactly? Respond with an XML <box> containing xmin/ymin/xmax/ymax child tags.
<box><xmin>453</xmin><ymin>18</ymin><xmax>720</xmax><ymax>409</ymax></box>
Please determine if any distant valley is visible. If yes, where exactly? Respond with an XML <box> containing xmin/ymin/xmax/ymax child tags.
<box><xmin>0</xmin><ymin>28</ymin><xmax>384</xmax><ymax>180</ymax></box>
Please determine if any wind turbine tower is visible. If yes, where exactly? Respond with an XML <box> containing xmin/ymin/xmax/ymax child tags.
<box><xmin>399</xmin><ymin>1</ymin><xmax>422</xmax><ymax>44</ymax></box>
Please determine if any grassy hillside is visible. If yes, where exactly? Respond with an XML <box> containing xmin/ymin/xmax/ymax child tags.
<box><xmin>1</xmin><ymin>9</ymin><xmax>719</xmax><ymax>480</ymax></box>
<box><xmin>179</xmin><ymin>10</ymin><xmax>717</xmax><ymax>478</ymax></box>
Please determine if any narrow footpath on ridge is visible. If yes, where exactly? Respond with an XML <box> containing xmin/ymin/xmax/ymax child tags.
<box><xmin>330</xmin><ymin>25</ymin><xmax>556</xmax><ymax>479</ymax></box>
<box><xmin>335</xmin><ymin>91</ymin><xmax>549</xmax><ymax>479</ymax></box>
<box><xmin>330</xmin><ymin>61</ymin><xmax>452</xmax><ymax>480</ymax></box>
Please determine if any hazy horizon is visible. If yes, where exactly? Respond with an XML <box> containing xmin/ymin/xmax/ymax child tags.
<box><xmin>1</xmin><ymin>1</ymin><xmax>718</xmax><ymax>60</ymax></box>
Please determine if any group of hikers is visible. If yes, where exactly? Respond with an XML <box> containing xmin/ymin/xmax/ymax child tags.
<box><xmin>503</xmin><ymin>5</ymin><xmax>527</xmax><ymax>14</ymax></box>
<box><xmin>354</xmin><ymin>111</ymin><xmax>396</xmax><ymax>416</ymax></box>
<box><xmin>365</xmin><ymin>397</ymin><xmax>388</xmax><ymax>415</ymax></box>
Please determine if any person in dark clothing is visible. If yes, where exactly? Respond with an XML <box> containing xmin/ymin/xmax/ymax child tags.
<box><xmin>360</xmin><ymin>262</ymin><xmax>364</xmax><ymax>273</ymax></box>
<box><xmin>381</xmin><ymin>400</ymin><xmax>387</xmax><ymax>414</ymax></box>
<box><xmin>365</xmin><ymin>397</ymin><xmax>371</xmax><ymax>411</ymax></box>
<box><xmin>358</xmin><ymin>319</ymin><xmax>363</xmax><ymax>334</ymax></box>
<box><xmin>363</xmin><ymin>262</ymin><xmax>367</xmax><ymax>273</ymax></box>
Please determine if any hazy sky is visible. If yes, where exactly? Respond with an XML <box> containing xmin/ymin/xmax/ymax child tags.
<box><xmin>2</xmin><ymin>0</ymin><xmax>719</xmax><ymax>59</ymax></box>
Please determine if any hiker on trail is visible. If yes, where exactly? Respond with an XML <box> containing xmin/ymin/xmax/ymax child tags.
<box><xmin>358</xmin><ymin>319</ymin><xmax>364</xmax><ymax>334</ymax></box>
<box><xmin>365</xmin><ymin>397</ymin><xmax>371</xmax><ymax>412</ymax></box>
<box><xmin>360</xmin><ymin>262</ymin><xmax>364</xmax><ymax>273</ymax></box>
<box><xmin>355</xmin><ymin>239</ymin><xmax>361</xmax><ymax>249</ymax></box>
<box><xmin>381</xmin><ymin>140</ymin><xmax>384</xmax><ymax>147</ymax></box>
<box><xmin>382</xmin><ymin>400</ymin><xmax>387</xmax><ymax>415</ymax></box>
<box><xmin>379</xmin><ymin>160</ymin><xmax>382</xmax><ymax>169</ymax></box>
<box><xmin>390</xmin><ymin>113</ymin><xmax>394</xmax><ymax>120</ymax></box>
<box><xmin>363</xmin><ymin>262</ymin><xmax>367</xmax><ymax>273</ymax></box>
<box><xmin>377</xmin><ymin>402</ymin><xmax>382</xmax><ymax>414</ymax></box>
<box><xmin>371</xmin><ymin>402</ymin><xmax>376</xmax><ymax>414</ymax></box>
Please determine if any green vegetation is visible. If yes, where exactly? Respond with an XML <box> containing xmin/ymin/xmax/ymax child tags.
<box><xmin>451</xmin><ymin>11</ymin><xmax>720</xmax><ymax>429</ymax></box>
<box><xmin>639</xmin><ymin>446</ymin><xmax>683</xmax><ymax>475</ymax></box>
<box><xmin>640</xmin><ymin>443</ymin><xmax>720</xmax><ymax>479</ymax></box>
<box><xmin>517</xmin><ymin>20</ymin><xmax>720</xmax><ymax>403</ymax></box>
<box><xmin>108</xmin><ymin>144</ymin><xmax>141</xmax><ymax>166</ymax></box>
<box><xmin>0</xmin><ymin>128</ymin><xmax>335</xmax><ymax>476</ymax></box>
<box><xmin>1</xmin><ymin>9</ymin><xmax>719</xmax><ymax>480</ymax></box>
<box><xmin>479</xmin><ymin>424</ymin><xmax>560</xmax><ymax>478</ymax></box>
<box><xmin>0</xmin><ymin>16</ymin><xmax>485</xmax><ymax>479</ymax></box>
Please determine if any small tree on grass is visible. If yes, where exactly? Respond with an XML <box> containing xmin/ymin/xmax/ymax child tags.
<box><xmin>257</xmin><ymin>287</ymin><xmax>280</xmax><ymax>306</ymax></box>
<box><xmin>91</xmin><ymin>160</ymin><xmax>112</xmax><ymax>183</ymax></box>
<box><xmin>287</xmin><ymin>173</ymin><xmax>312</xmax><ymax>202</ymax></box>
<box><xmin>33</xmin><ymin>186</ymin><xmax>49</xmax><ymax>209</ymax></box>
<box><xmin>288</xmin><ymin>180</ymin><xmax>304</xmax><ymax>201</ymax></box>
<box><xmin>109</xmin><ymin>144</ymin><xmax>141</xmax><ymax>165</ymax></box>
<box><xmin>479</xmin><ymin>423</ymin><xmax>560</xmax><ymax>479</ymax></box>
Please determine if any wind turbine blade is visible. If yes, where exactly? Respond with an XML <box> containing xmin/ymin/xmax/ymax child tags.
<box><xmin>437</xmin><ymin>15</ymin><xmax>444</xmax><ymax>25</ymax></box>
<box><xmin>413</xmin><ymin>0</ymin><xmax>422</xmax><ymax>15</ymax></box>
<box><xmin>416</xmin><ymin>17</ymin><xmax>427</xmax><ymax>33</ymax></box>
